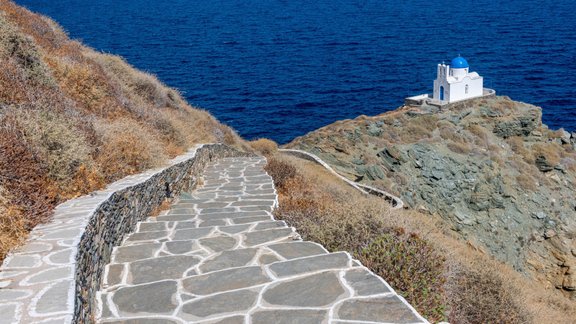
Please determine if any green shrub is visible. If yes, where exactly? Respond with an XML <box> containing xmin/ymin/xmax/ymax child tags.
<box><xmin>358</xmin><ymin>230</ymin><xmax>446</xmax><ymax>322</ymax></box>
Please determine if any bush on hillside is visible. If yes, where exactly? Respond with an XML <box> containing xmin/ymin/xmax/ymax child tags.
<box><xmin>0</xmin><ymin>186</ymin><xmax>27</xmax><ymax>261</ymax></box>
<box><xmin>12</xmin><ymin>108</ymin><xmax>91</xmax><ymax>183</ymax></box>
<box><xmin>0</xmin><ymin>0</ymin><xmax>250</xmax><ymax>263</ymax></box>
<box><xmin>359</xmin><ymin>230</ymin><xmax>446</xmax><ymax>321</ymax></box>
<box><xmin>264</xmin><ymin>157</ymin><xmax>298</xmax><ymax>190</ymax></box>
<box><xmin>446</xmin><ymin>264</ymin><xmax>529</xmax><ymax>324</ymax></box>
<box><xmin>0</xmin><ymin>120</ymin><xmax>55</xmax><ymax>259</ymax></box>
<box><xmin>266</xmin><ymin>156</ymin><xmax>447</xmax><ymax>322</ymax></box>
<box><xmin>95</xmin><ymin>118</ymin><xmax>166</xmax><ymax>181</ymax></box>
<box><xmin>0</xmin><ymin>15</ymin><xmax>54</xmax><ymax>86</ymax></box>
<box><xmin>249</xmin><ymin>138</ymin><xmax>278</xmax><ymax>156</ymax></box>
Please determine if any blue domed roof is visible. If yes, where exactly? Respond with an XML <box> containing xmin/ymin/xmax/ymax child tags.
<box><xmin>451</xmin><ymin>56</ymin><xmax>469</xmax><ymax>69</ymax></box>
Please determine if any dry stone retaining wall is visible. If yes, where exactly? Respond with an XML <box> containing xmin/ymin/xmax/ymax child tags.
<box><xmin>0</xmin><ymin>144</ymin><xmax>252</xmax><ymax>324</ymax></box>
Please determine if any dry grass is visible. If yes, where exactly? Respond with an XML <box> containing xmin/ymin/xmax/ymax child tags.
<box><xmin>508</xmin><ymin>136</ymin><xmax>532</xmax><ymax>161</ymax></box>
<box><xmin>532</xmin><ymin>142</ymin><xmax>562</xmax><ymax>166</ymax></box>
<box><xmin>0</xmin><ymin>118</ymin><xmax>55</xmax><ymax>259</ymax></box>
<box><xmin>516</xmin><ymin>173</ymin><xmax>537</xmax><ymax>191</ymax></box>
<box><xmin>0</xmin><ymin>1</ymin><xmax>246</xmax><ymax>260</ymax></box>
<box><xmin>0</xmin><ymin>186</ymin><xmax>27</xmax><ymax>260</ymax></box>
<box><xmin>447</xmin><ymin>140</ymin><xmax>472</xmax><ymax>154</ymax></box>
<box><xmin>445</xmin><ymin>262</ymin><xmax>528</xmax><ymax>324</ymax></box>
<box><xmin>11</xmin><ymin>108</ymin><xmax>91</xmax><ymax>182</ymax></box>
<box><xmin>249</xmin><ymin>138</ymin><xmax>278</xmax><ymax>156</ymax></box>
<box><xmin>266</xmin><ymin>155</ymin><xmax>447</xmax><ymax>322</ymax></box>
<box><xmin>266</xmin><ymin>153</ymin><xmax>576</xmax><ymax>323</ymax></box>
<box><xmin>94</xmin><ymin>118</ymin><xmax>167</xmax><ymax>182</ymax></box>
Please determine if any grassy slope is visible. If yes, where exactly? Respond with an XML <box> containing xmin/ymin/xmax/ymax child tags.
<box><xmin>263</xmin><ymin>151</ymin><xmax>576</xmax><ymax>323</ymax></box>
<box><xmin>286</xmin><ymin>96</ymin><xmax>576</xmax><ymax>301</ymax></box>
<box><xmin>0</xmin><ymin>0</ymin><xmax>247</xmax><ymax>260</ymax></box>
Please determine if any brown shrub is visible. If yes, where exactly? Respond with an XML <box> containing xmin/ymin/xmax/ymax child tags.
<box><xmin>439</xmin><ymin>126</ymin><xmax>466</xmax><ymax>144</ymax></box>
<box><xmin>401</xmin><ymin>124</ymin><xmax>434</xmax><ymax>143</ymax></box>
<box><xmin>0</xmin><ymin>118</ymin><xmax>55</xmax><ymax>227</ymax></box>
<box><xmin>467</xmin><ymin>124</ymin><xmax>491</xmax><ymax>147</ymax></box>
<box><xmin>250</xmin><ymin>138</ymin><xmax>278</xmax><ymax>156</ymax></box>
<box><xmin>447</xmin><ymin>140</ymin><xmax>472</xmax><ymax>154</ymax></box>
<box><xmin>0</xmin><ymin>61</ymin><xmax>28</xmax><ymax>103</ymax></box>
<box><xmin>0</xmin><ymin>14</ymin><xmax>54</xmax><ymax>86</ymax></box>
<box><xmin>0</xmin><ymin>1</ymin><xmax>69</xmax><ymax>52</ymax></box>
<box><xmin>467</xmin><ymin>124</ymin><xmax>488</xmax><ymax>138</ymax></box>
<box><xmin>532</xmin><ymin>142</ymin><xmax>562</xmax><ymax>166</ymax></box>
<box><xmin>516</xmin><ymin>174</ymin><xmax>537</xmax><ymax>191</ymax></box>
<box><xmin>47</xmin><ymin>57</ymin><xmax>124</xmax><ymax>117</ymax></box>
<box><xmin>66</xmin><ymin>164</ymin><xmax>105</xmax><ymax>199</ymax></box>
<box><xmin>94</xmin><ymin>118</ymin><xmax>166</xmax><ymax>181</ymax></box>
<box><xmin>264</xmin><ymin>157</ymin><xmax>299</xmax><ymax>191</ymax></box>
<box><xmin>213</xmin><ymin>123</ymin><xmax>240</xmax><ymax>146</ymax></box>
<box><xmin>0</xmin><ymin>187</ymin><xmax>27</xmax><ymax>261</ymax></box>
<box><xmin>146</xmin><ymin>110</ymin><xmax>187</xmax><ymax>156</ymax></box>
<box><xmin>268</xmin><ymin>155</ymin><xmax>447</xmax><ymax>322</ymax></box>
<box><xmin>446</xmin><ymin>264</ymin><xmax>530</xmax><ymax>324</ymax></box>
<box><xmin>88</xmin><ymin>52</ymin><xmax>183</xmax><ymax>110</ymax></box>
<box><xmin>507</xmin><ymin>136</ymin><xmax>532</xmax><ymax>162</ymax></box>
<box><xmin>545</xmin><ymin>128</ymin><xmax>565</xmax><ymax>140</ymax></box>
<box><xmin>11</xmin><ymin>108</ymin><xmax>91</xmax><ymax>183</ymax></box>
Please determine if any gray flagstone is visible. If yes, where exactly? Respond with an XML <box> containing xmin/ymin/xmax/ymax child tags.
<box><xmin>96</xmin><ymin>157</ymin><xmax>427</xmax><ymax>323</ymax></box>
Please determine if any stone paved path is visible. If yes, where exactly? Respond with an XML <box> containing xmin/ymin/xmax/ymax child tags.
<box><xmin>96</xmin><ymin>157</ymin><xmax>427</xmax><ymax>324</ymax></box>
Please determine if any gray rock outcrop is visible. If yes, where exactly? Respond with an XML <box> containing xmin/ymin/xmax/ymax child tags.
<box><xmin>287</xmin><ymin>96</ymin><xmax>576</xmax><ymax>297</ymax></box>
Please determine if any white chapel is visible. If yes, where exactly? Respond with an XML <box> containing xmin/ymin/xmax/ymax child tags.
<box><xmin>433</xmin><ymin>55</ymin><xmax>483</xmax><ymax>103</ymax></box>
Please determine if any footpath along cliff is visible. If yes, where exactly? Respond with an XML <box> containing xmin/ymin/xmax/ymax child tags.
<box><xmin>287</xmin><ymin>95</ymin><xmax>576</xmax><ymax>298</ymax></box>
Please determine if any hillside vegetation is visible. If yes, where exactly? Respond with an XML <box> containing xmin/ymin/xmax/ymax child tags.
<box><xmin>286</xmin><ymin>96</ymin><xmax>576</xmax><ymax>319</ymax></box>
<box><xmin>0</xmin><ymin>0</ymin><xmax>246</xmax><ymax>260</ymax></box>
<box><xmin>259</xmin><ymin>148</ymin><xmax>576</xmax><ymax>323</ymax></box>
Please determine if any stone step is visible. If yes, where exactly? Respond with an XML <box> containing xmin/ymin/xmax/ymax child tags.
<box><xmin>99</xmin><ymin>254</ymin><xmax>419</xmax><ymax>323</ymax></box>
<box><xmin>96</xmin><ymin>156</ymin><xmax>427</xmax><ymax>324</ymax></box>
<box><xmin>105</xmin><ymin>244</ymin><xmax>348</xmax><ymax>290</ymax></box>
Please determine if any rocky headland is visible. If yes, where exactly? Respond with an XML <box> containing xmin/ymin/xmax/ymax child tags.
<box><xmin>287</xmin><ymin>95</ymin><xmax>576</xmax><ymax>298</ymax></box>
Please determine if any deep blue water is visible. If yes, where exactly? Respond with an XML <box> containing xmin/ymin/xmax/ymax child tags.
<box><xmin>15</xmin><ymin>0</ymin><xmax>576</xmax><ymax>144</ymax></box>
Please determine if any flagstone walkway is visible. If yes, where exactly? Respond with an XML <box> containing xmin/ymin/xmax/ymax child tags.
<box><xmin>96</xmin><ymin>157</ymin><xmax>427</xmax><ymax>324</ymax></box>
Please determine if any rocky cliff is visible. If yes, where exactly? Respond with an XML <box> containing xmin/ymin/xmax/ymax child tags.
<box><xmin>287</xmin><ymin>96</ymin><xmax>576</xmax><ymax>298</ymax></box>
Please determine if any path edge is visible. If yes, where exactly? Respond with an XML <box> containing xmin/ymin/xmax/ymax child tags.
<box><xmin>0</xmin><ymin>144</ymin><xmax>253</xmax><ymax>324</ymax></box>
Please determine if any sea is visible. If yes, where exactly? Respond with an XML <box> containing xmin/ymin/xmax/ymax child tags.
<box><xmin>14</xmin><ymin>0</ymin><xmax>576</xmax><ymax>144</ymax></box>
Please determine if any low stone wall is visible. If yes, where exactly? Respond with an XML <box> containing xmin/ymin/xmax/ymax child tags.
<box><xmin>279</xmin><ymin>149</ymin><xmax>404</xmax><ymax>209</ymax></box>
<box><xmin>0</xmin><ymin>144</ymin><xmax>252</xmax><ymax>324</ymax></box>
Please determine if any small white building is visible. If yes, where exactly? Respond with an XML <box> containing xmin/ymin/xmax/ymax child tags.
<box><xmin>433</xmin><ymin>56</ymin><xmax>483</xmax><ymax>103</ymax></box>
<box><xmin>404</xmin><ymin>56</ymin><xmax>494</xmax><ymax>107</ymax></box>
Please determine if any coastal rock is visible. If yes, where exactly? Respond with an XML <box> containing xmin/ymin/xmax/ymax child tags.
<box><xmin>544</xmin><ymin>229</ymin><xmax>557</xmax><ymax>239</ymax></box>
<box><xmin>366</xmin><ymin>123</ymin><xmax>382</xmax><ymax>137</ymax></box>
<box><xmin>493</xmin><ymin>115</ymin><xmax>538</xmax><ymax>138</ymax></box>
<box><xmin>560</xmin><ymin>130</ymin><xmax>572</xmax><ymax>144</ymax></box>
<box><xmin>377</xmin><ymin>147</ymin><xmax>406</xmax><ymax>171</ymax></box>
<box><xmin>356</xmin><ymin>165</ymin><xmax>386</xmax><ymax>180</ymax></box>
<box><xmin>535</xmin><ymin>155</ymin><xmax>555</xmax><ymax>172</ymax></box>
<box><xmin>287</xmin><ymin>95</ymin><xmax>576</xmax><ymax>289</ymax></box>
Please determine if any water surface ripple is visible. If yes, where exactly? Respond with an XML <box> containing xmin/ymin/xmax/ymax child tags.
<box><xmin>15</xmin><ymin>0</ymin><xmax>576</xmax><ymax>143</ymax></box>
